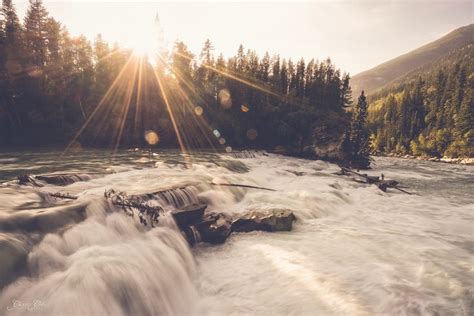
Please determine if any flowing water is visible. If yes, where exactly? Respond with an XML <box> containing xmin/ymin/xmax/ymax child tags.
<box><xmin>0</xmin><ymin>149</ymin><xmax>472</xmax><ymax>316</ymax></box>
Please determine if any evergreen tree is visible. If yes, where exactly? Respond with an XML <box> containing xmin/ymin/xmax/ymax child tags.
<box><xmin>341</xmin><ymin>73</ymin><xmax>352</xmax><ymax>108</ymax></box>
<box><xmin>280</xmin><ymin>58</ymin><xmax>288</xmax><ymax>95</ymax></box>
<box><xmin>24</xmin><ymin>0</ymin><xmax>49</xmax><ymax>68</ymax></box>
<box><xmin>348</xmin><ymin>91</ymin><xmax>370</xmax><ymax>168</ymax></box>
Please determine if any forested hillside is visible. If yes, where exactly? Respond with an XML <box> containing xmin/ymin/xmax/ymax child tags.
<box><xmin>0</xmin><ymin>0</ymin><xmax>356</xmax><ymax>158</ymax></box>
<box><xmin>368</xmin><ymin>44</ymin><xmax>473</xmax><ymax>158</ymax></box>
<box><xmin>351</xmin><ymin>24</ymin><xmax>474</xmax><ymax>97</ymax></box>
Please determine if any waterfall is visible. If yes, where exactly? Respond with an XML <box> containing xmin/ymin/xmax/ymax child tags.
<box><xmin>134</xmin><ymin>186</ymin><xmax>200</xmax><ymax>209</ymax></box>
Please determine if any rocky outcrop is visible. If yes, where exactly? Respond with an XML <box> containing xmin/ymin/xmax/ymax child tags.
<box><xmin>232</xmin><ymin>209</ymin><xmax>295</xmax><ymax>233</ymax></box>
<box><xmin>301</xmin><ymin>123</ymin><xmax>349</xmax><ymax>164</ymax></box>
<box><xmin>171</xmin><ymin>203</ymin><xmax>207</xmax><ymax>229</ymax></box>
<box><xmin>173</xmin><ymin>204</ymin><xmax>296</xmax><ymax>246</ymax></box>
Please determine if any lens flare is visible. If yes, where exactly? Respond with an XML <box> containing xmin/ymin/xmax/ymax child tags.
<box><xmin>194</xmin><ymin>106</ymin><xmax>203</xmax><ymax>116</ymax></box>
<box><xmin>246</xmin><ymin>128</ymin><xmax>258</xmax><ymax>140</ymax></box>
<box><xmin>241</xmin><ymin>104</ymin><xmax>249</xmax><ymax>113</ymax></box>
<box><xmin>218</xmin><ymin>89</ymin><xmax>232</xmax><ymax>109</ymax></box>
<box><xmin>144</xmin><ymin>130</ymin><xmax>159</xmax><ymax>145</ymax></box>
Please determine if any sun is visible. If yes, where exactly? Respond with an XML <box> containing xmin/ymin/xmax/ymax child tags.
<box><xmin>119</xmin><ymin>18</ymin><xmax>161</xmax><ymax>58</ymax></box>
<box><xmin>128</xmin><ymin>34</ymin><xmax>157</xmax><ymax>57</ymax></box>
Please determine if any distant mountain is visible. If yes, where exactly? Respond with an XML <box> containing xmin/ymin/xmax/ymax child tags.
<box><xmin>351</xmin><ymin>24</ymin><xmax>474</xmax><ymax>97</ymax></box>
<box><xmin>367</xmin><ymin>39</ymin><xmax>473</xmax><ymax>158</ymax></box>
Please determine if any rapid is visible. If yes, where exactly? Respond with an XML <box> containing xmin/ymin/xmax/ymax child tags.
<box><xmin>0</xmin><ymin>150</ymin><xmax>472</xmax><ymax>316</ymax></box>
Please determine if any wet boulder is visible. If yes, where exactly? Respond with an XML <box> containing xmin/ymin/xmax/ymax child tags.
<box><xmin>232</xmin><ymin>209</ymin><xmax>295</xmax><ymax>233</ymax></box>
<box><xmin>181</xmin><ymin>226</ymin><xmax>201</xmax><ymax>247</ymax></box>
<box><xmin>195</xmin><ymin>212</ymin><xmax>232</xmax><ymax>244</ymax></box>
<box><xmin>171</xmin><ymin>203</ymin><xmax>207</xmax><ymax>229</ymax></box>
<box><xmin>181</xmin><ymin>212</ymin><xmax>232</xmax><ymax>246</ymax></box>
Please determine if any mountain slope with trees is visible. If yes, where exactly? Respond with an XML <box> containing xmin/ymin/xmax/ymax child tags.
<box><xmin>351</xmin><ymin>24</ymin><xmax>474</xmax><ymax>97</ymax></box>
<box><xmin>368</xmin><ymin>43</ymin><xmax>473</xmax><ymax>158</ymax></box>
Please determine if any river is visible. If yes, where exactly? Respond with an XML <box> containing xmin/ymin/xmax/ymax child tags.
<box><xmin>0</xmin><ymin>149</ymin><xmax>472</xmax><ymax>316</ymax></box>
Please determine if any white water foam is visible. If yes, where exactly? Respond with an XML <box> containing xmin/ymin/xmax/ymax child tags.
<box><xmin>0</xmin><ymin>152</ymin><xmax>472</xmax><ymax>315</ymax></box>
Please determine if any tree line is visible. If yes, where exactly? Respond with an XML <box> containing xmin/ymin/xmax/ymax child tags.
<box><xmin>1</xmin><ymin>0</ymin><xmax>371</xmax><ymax>167</ymax></box>
<box><xmin>368</xmin><ymin>44</ymin><xmax>473</xmax><ymax>158</ymax></box>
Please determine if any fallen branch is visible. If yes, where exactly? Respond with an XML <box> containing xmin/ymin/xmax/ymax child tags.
<box><xmin>391</xmin><ymin>186</ymin><xmax>415</xmax><ymax>195</ymax></box>
<box><xmin>337</xmin><ymin>167</ymin><xmax>415</xmax><ymax>195</ymax></box>
<box><xmin>104</xmin><ymin>189</ymin><xmax>164</xmax><ymax>226</ymax></box>
<box><xmin>210</xmin><ymin>182</ymin><xmax>276</xmax><ymax>191</ymax></box>
<box><xmin>48</xmin><ymin>192</ymin><xmax>78</xmax><ymax>200</ymax></box>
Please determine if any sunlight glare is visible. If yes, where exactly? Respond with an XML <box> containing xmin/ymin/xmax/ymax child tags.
<box><xmin>121</xmin><ymin>18</ymin><xmax>161</xmax><ymax>57</ymax></box>
<box><xmin>128</xmin><ymin>34</ymin><xmax>157</xmax><ymax>57</ymax></box>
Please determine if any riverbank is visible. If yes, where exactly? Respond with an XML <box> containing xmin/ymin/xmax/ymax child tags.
<box><xmin>375</xmin><ymin>153</ymin><xmax>474</xmax><ymax>165</ymax></box>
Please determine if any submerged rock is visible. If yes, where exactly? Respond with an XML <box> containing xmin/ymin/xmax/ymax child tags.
<box><xmin>35</xmin><ymin>174</ymin><xmax>93</xmax><ymax>186</ymax></box>
<box><xmin>232</xmin><ymin>209</ymin><xmax>295</xmax><ymax>233</ymax></box>
<box><xmin>171</xmin><ymin>203</ymin><xmax>207</xmax><ymax>229</ymax></box>
<box><xmin>17</xmin><ymin>173</ymin><xmax>101</xmax><ymax>187</ymax></box>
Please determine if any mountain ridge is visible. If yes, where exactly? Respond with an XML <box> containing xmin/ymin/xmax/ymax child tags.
<box><xmin>351</xmin><ymin>23</ymin><xmax>474</xmax><ymax>97</ymax></box>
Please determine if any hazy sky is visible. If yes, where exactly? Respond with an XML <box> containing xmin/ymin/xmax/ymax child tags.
<box><xmin>14</xmin><ymin>0</ymin><xmax>474</xmax><ymax>75</ymax></box>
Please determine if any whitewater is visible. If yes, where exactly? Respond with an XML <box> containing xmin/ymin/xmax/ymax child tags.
<box><xmin>0</xmin><ymin>150</ymin><xmax>472</xmax><ymax>316</ymax></box>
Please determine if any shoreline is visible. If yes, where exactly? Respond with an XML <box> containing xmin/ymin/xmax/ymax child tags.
<box><xmin>374</xmin><ymin>153</ymin><xmax>474</xmax><ymax>165</ymax></box>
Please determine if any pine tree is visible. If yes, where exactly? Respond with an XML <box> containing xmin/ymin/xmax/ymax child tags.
<box><xmin>295</xmin><ymin>58</ymin><xmax>305</xmax><ymax>97</ymax></box>
<box><xmin>2</xmin><ymin>0</ymin><xmax>23</xmax><ymax>68</ymax></box>
<box><xmin>270</xmin><ymin>55</ymin><xmax>280</xmax><ymax>91</ymax></box>
<box><xmin>341</xmin><ymin>73</ymin><xmax>352</xmax><ymax>108</ymax></box>
<box><xmin>24</xmin><ymin>0</ymin><xmax>49</xmax><ymax>68</ymax></box>
<box><xmin>455</xmin><ymin>87</ymin><xmax>472</xmax><ymax>138</ymax></box>
<box><xmin>280</xmin><ymin>59</ymin><xmax>288</xmax><ymax>95</ymax></box>
<box><xmin>171</xmin><ymin>41</ymin><xmax>194</xmax><ymax>83</ymax></box>
<box><xmin>348</xmin><ymin>91</ymin><xmax>371</xmax><ymax>168</ymax></box>
<box><xmin>259</xmin><ymin>52</ymin><xmax>270</xmax><ymax>83</ymax></box>
<box><xmin>304</xmin><ymin>59</ymin><xmax>314</xmax><ymax>99</ymax></box>
<box><xmin>235</xmin><ymin>44</ymin><xmax>245</xmax><ymax>73</ymax></box>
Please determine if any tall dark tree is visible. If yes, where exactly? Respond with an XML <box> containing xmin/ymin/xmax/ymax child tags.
<box><xmin>24</xmin><ymin>0</ymin><xmax>49</xmax><ymax>68</ymax></box>
<box><xmin>341</xmin><ymin>73</ymin><xmax>352</xmax><ymax>108</ymax></box>
<box><xmin>347</xmin><ymin>91</ymin><xmax>370</xmax><ymax>168</ymax></box>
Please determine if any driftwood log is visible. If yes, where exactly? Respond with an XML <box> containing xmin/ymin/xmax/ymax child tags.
<box><xmin>337</xmin><ymin>167</ymin><xmax>415</xmax><ymax>195</ymax></box>
<box><xmin>48</xmin><ymin>192</ymin><xmax>78</xmax><ymax>200</ymax></box>
<box><xmin>210</xmin><ymin>182</ymin><xmax>276</xmax><ymax>191</ymax></box>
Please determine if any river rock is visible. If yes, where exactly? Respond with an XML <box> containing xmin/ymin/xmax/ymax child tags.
<box><xmin>171</xmin><ymin>203</ymin><xmax>207</xmax><ymax>229</ymax></box>
<box><xmin>181</xmin><ymin>212</ymin><xmax>232</xmax><ymax>245</ymax></box>
<box><xmin>195</xmin><ymin>212</ymin><xmax>232</xmax><ymax>244</ymax></box>
<box><xmin>232</xmin><ymin>209</ymin><xmax>295</xmax><ymax>233</ymax></box>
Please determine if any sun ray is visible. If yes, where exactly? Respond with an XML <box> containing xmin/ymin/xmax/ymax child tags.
<box><xmin>155</xmin><ymin>57</ymin><xmax>221</xmax><ymax>151</ymax></box>
<box><xmin>134</xmin><ymin>56</ymin><xmax>144</xmax><ymax>135</ymax></box>
<box><xmin>171</xmin><ymin>81</ymin><xmax>217</xmax><ymax>150</ymax></box>
<box><xmin>175</xmin><ymin>51</ymin><xmax>280</xmax><ymax>98</ymax></box>
<box><xmin>113</xmin><ymin>57</ymin><xmax>140</xmax><ymax>155</ymax></box>
<box><xmin>63</xmin><ymin>54</ymin><xmax>135</xmax><ymax>154</ymax></box>
<box><xmin>151</xmin><ymin>61</ymin><xmax>188</xmax><ymax>157</ymax></box>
